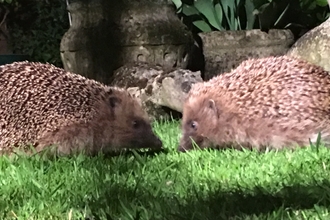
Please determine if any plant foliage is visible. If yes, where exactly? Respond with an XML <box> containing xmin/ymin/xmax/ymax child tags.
<box><xmin>0</xmin><ymin>0</ymin><xmax>18</xmax><ymax>4</ymax></box>
<box><xmin>172</xmin><ymin>0</ymin><xmax>330</xmax><ymax>37</ymax></box>
<box><xmin>253</xmin><ymin>0</ymin><xmax>330</xmax><ymax>36</ymax></box>
<box><xmin>4</xmin><ymin>0</ymin><xmax>69</xmax><ymax>67</ymax></box>
<box><xmin>172</xmin><ymin>0</ymin><xmax>257</xmax><ymax>32</ymax></box>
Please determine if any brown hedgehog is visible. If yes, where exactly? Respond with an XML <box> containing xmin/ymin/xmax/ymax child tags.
<box><xmin>178</xmin><ymin>55</ymin><xmax>330</xmax><ymax>152</ymax></box>
<box><xmin>0</xmin><ymin>61</ymin><xmax>162</xmax><ymax>155</ymax></box>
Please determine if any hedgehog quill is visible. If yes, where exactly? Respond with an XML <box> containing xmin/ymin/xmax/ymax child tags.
<box><xmin>178</xmin><ymin>55</ymin><xmax>330</xmax><ymax>152</ymax></box>
<box><xmin>0</xmin><ymin>61</ymin><xmax>162</xmax><ymax>155</ymax></box>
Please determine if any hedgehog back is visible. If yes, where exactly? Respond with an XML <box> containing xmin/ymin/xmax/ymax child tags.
<box><xmin>0</xmin><ymin>61</ymin><xmax>106</xmax><ymax>150</ymax></box>
<box><xmin>184</xmin><ymin>56</ymin><xmax>330</xmax><ymax>149</ymax></box>
<box><xmin>206</xmin><ymin>55</ymin><xmax>330</xmax><ymax>124</ymax></box>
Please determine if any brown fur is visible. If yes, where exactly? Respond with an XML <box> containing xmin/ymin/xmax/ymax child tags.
<box><xmin>178</xmin><ymin>55</ymin><xmax>330</xmax><ymax>152</ymax></box>
<box><xmin>0</xmin><ymin>61</ymin><xmax>162</xmax><ymax>155</ymax></box>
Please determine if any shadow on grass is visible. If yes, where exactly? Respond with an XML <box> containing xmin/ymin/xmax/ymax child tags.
<box><xmin>103</xmin><ymin>148</ymin><xmax>168</xmax><ymax>158</ymax></box>
<box><xmin>84</xmin><ymin>173</ymin><xmax>330</xmax><ymax>220</ymax></box>
<box><xmin>176</xmin><ymin>183</ymin><xmax>329</xmax><ymax>219</ymax></box>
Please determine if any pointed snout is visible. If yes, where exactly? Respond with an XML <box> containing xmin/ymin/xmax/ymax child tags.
<box><xmin>153</xmin><ymin>135</ymin><xmax>163</xmax><ymax>149</ymax></box>
<box><xmin>144</xmin><ymin>130</ymin><xmax>163</xmax><ymax>150</ymax></box>
<box><xmin>177</xmin><ymin>145</ymin><xmax>189</xmax><ymax>152</ymax></box>
<box><xmin>177</xmin><ymin>136</ymin><xmax>192</xmax><ymax>152</ymax></box>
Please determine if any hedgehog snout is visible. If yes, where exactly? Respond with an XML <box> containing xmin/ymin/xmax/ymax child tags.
<box><xmin>177</xmin><ymin>145</ymin><xmax>189</xmax><ymax>152</ymax></box>
<box><xmin>177</xmin><ymin>134</ymin><xmax>195</xmax><ymax>152</ymax></box>
<box><xmin>150</xmin><ymin>135</ymin><xmax>163</xmax><ymax>149</ymax></box>
<box><xmin>154</xmin><ymin>136</ymin><xmax>163</xmax><ymax>148</ymax></box>
<box><xmin>131</xmin><ymin>130</ymin><xmax>163</xmax><ymax>150</ymax></box>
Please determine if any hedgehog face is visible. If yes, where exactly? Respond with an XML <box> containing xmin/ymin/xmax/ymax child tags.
<box><xmin>178</xmin><ymin>96</ymin><xmax>219</xmax><ymax>152</ymax></box>
<box><xmin>125</xmin><ymin>116</ymin><xmax>163</xmax><ymax>150</ymax></box>
<box><xmin>98</xmin><ymin>90</ymin><xmax>163</xmax><ymax>152</ymax></box>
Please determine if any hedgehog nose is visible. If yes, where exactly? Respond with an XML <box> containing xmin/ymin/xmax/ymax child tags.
<box><xmin>177</xmin><ymin>145</ymin><xmax>187</xmax><ymax>152</ymax></box>
<box><xmin>155</xmin><ymin>137</ymin><xmax>163</xmax><ymax>148</ymax></box>
<box><xmin>151</xmin><ymin>135</ymin><xmax>163</xmax><ymax>149</ymax></box>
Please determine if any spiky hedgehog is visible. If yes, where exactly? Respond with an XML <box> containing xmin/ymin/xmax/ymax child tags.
<box><xmin>178</xmin><ymin>55</ymin><xmax>330</xmax><ymax>152</ymax></box>
<box><xmin>0</xmin><ymin>61</ymin><xmax>162</xmax><ymax>155</ymax></box>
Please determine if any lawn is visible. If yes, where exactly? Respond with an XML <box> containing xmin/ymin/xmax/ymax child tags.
<box><xmin>1</xmin><ymin>120</ymin><xmax>330</xmax><ymax>220</ymax></box>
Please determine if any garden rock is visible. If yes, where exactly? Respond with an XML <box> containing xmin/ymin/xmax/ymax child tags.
<box><xmin>287</xmin><ymin>18</ymin><xmax>330</xmax><ymax>72</ymax></box>
<box><xmin>110</xmin><ymin>63</ymin><xmax>203</xmax><ymax>119</ymax></box>
<box><xmin>60</xmin><ymin>0</ymin><xmax>193</xmax><ymax>84</ymax></box>
<box><xmin>199</xmin><ymin>29</ymin><xmax>295</xmax><ymax>80</ymax></box>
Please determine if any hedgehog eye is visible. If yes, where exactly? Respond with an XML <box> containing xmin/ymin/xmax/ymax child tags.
<box><xmin>132</xmin><ymin>120</ymin><xmax>140</xmax><ymax>129</ymax></box>
<box><xmin>190</xmin><ymin>121</ymin><xmax>198</xmax><ymax>130</ymax></box>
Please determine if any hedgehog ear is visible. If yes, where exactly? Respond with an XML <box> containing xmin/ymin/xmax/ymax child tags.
<box><xmin>208</xmin><ymin>99</ymin><xmax>219</xmax><ymax>118</ymax></box>
<box><xmin>109</xmin><ymin>96</ymin><xmax>122</xmax><ymax>108</ymax></box>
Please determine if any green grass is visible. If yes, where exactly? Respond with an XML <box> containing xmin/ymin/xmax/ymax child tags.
<box><xmin>1</xmin><ymin>120</ymin><xmax>330</xmax><ymax>219</ymax></box>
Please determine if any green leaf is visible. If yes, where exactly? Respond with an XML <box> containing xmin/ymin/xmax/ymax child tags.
<box><xmin>171</xmin><ymin>0</ymin><xmax>183</xmax><ymax>10</ymax></box>
<box><xmin>253</xmin><ymin>2</ymin><xmax>271</xmax><ymax>15</ymax></box>
<box><xmin>182</xmin><ymin>4</ymin><xmax>200</xmax><ymax>16</ymax></box>
<box><xmin>214</xmin><ymin>2</ymin><xmax>225</xmax><ymax>30</ymax></box>
<box><xmin>192</xmin><ymin>19</ymin><xmax>213</xmax><ymax>32</ymax></box>
<box><xmin>194</xmin><ymin>0</ymin><xmax>222</xmax><ymax>30</ymax></box>
<box><xmin>221</xmin><ymin>0</ymin><xmax>240</xmax><ymax>30</ymax></box>
<box><xmin>316</xmin><ymin>0</ymin><xmax>329</xmax><ymax>7</ymax></box>
<box><xmin>251</xmin><ymin>0</ymin><xmax>271</xmax><ymax>9</ymax></box>
<box><xmin>245</xmin><ymin>0</ymin><xmax>256</xmax><ymax>29</ymax></box>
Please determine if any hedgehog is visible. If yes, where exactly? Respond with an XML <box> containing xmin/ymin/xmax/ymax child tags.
<box><xmin>0</xmin><ymin>61</ymin><xmax>163</xmax><ymax>155</ymax></box>
<box><xmin>178</xmin><ymin>55</ymin><xmax>330</xmax><ymax>152</ymax></box>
